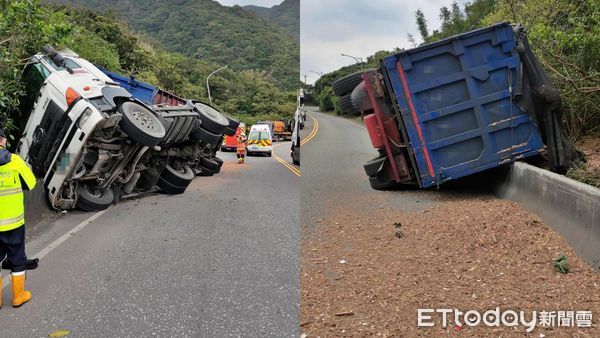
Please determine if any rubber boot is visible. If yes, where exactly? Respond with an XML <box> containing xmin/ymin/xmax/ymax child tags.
<box><xmin>11</xmin><ymin>272</ymin><xmax>31</xmax><ymax>308</ymax></box>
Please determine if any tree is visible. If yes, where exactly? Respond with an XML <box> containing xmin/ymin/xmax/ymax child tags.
<box><xmin>415</xmin><ymin>10</ymin><xmax>429</xmax><ymax>42</ymax></box>
<box><xmin>407</xmin><ymin>33</ymin><xmax>417</xmax><ymax>48</ymax></box>
<box><xmin>439</xmin><ymin>6</ymin><xmax>451</xmax><ymax>32</ymax></box>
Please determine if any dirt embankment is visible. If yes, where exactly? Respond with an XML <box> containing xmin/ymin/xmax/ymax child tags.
<box><xmin>567</xmin><ymin>136</ymin><xmax>600</xmax><ymax>188</ymax></box>
<box><xmin>301</xmin><ymin>195</ymin><xmax>600</xmax><ymax>337</ymax></box>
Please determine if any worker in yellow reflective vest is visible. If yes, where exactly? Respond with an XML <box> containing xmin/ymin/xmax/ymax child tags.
<box><xmin>0</xmin><ymin>129</ymin><xmax>36</xmax><ymax>307</ymax></box>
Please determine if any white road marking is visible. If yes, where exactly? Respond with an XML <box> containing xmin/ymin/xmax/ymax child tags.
<box><xmin>1</xmin><ymin>210</ymin><xmax>107</xmax><ymax>290</ymax></box>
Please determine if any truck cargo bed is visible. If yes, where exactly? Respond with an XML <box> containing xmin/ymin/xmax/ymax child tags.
<box><xmin>383</xmin><ymin>22</ymin><xmax>545</xmax><ymax>187</ymax></box>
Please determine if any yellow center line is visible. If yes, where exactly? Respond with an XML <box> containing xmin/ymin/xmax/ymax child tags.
<box><xmin>301</xmin><ymin>115</ymin><xmax>319</xmax><ymax>146</ymax></box>
<box><xmin>272</xmin><ymin>141</ymin><xmax>301</xmax><ymax>176</ymax></box>
<box><xmin>269</xmin><ymin>114</ymin><xmax>319</xmax><ymax>176</ymax></box>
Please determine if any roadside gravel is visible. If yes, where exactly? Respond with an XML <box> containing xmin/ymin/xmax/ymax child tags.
<box><xmin>301</xmin><ymin>195</ymin><xmax>600</xmax><ymax>337</ymax></box>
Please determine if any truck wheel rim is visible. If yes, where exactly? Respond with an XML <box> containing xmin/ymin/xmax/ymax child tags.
<box><xmin>126</xmin><ymin>110</ymin><xmax>164</xmax><ymax>138</ymax></box>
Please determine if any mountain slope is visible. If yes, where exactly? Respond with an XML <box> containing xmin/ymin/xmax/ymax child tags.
<box><xmin>244</xmin><ymin>0</ymin><xmax>299</xmax><ymax>40</ymax></box>
<box><xmin>49</xmin><ymin>0</ymin><xmax>299</xmax><ymax>90</ymax></box>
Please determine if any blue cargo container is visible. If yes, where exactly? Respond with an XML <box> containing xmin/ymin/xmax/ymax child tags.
<box><xmin>100</xmin><ymin>69</ymin><xmax>187</xmax><ymax>107</ymax></box>
<box><xmin>366</xmin><ymin>23</ymin><xmax>546</xmax><ymax>188</ymax></box>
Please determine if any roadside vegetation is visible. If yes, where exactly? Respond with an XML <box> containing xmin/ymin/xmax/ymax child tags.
<box><xmin>0</xmin><ymin>0</ymin><xmax>295</xmax><ymax>143</ymax></box>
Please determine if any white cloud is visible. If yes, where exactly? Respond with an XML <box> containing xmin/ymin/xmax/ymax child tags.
<box><xmin>301</xmin><ymin>0</ymin><xmax>463</xmax><ymax>84</ymax></box>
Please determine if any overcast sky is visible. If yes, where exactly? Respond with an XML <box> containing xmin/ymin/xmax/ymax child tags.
<box><xmin>302</xmin><ymin>0</ymin><xmax>466</xmax><ymax>84</ymax></box>
<box><xmin>215</xmin><ymin>0</ymin><xmax>282</xmax><ymax>7</ymax></box>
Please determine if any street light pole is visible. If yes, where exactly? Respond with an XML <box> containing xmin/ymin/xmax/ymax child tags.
<box><xmin>341</xmin><ymin>53</ymin><xmax>364</xmax><ymax>69</ymax></box>
<box><xmin>309</xmin><ymin>70</ymin><xmax>323</xmax><ymax>91</ymax></box>
<box><xmin>206</xmin><ymin>65</ymin><xmax>228</xmax><ymax>106</ymax></box>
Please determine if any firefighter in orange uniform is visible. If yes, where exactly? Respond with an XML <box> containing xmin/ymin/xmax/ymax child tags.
<box><xmin>236</xmin><ymin>130</ymin><xmax>247</xmax><ymax>164</ymax></box>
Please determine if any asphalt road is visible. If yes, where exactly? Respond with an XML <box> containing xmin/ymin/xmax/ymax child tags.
<box><xmin>0</xmin><ymin>148</ymin><xmax>299</xmax><ymax>336</ymax></box>
<box><xmin>300</xmin><ymin>108</ymin><xmax>442</xmax><ymax>227</ymax></box>
<box><xmin>272</xmin><ymin>140</ymin><xmax>300</xmax><ymax>176</ymax></box>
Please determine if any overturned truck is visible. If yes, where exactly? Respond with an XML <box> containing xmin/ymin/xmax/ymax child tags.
<box><xmin>16</xmin><ymin>47</ymin><xmax>238</xmax><ymax>211</ymax></box>
<box><xmin>333</xmin><ymin>23</ymin><xmax>581</xmax><ymax>190</ymax></box>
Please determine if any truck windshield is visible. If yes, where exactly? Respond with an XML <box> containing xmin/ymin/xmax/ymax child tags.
<box><xmin>20</xmin><ymin>62</ymin><xmax>51</xmax><ymax>118</ymax></box>
<box><xmin>43</xmin><ymin>56</ymin><xmax>81</xmax><ymax>71</ymax></box>
<box><xmin>249</xmin><ymin>131</ymin><xmax>269</xmax><ymax>140</ymax></box>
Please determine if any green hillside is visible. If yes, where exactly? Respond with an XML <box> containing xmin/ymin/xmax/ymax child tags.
<box><xmin>0</xmin><ymin>1</ymin><xmax>295</xmax><ymax>140</ymax></box>
<box><xmin>244</xmin><ymin>0</ymin><xmax>299</xmax><ymax>40</ymax></box>
<box><xmin>49</xmin><ymin>0</ymin><xmax>299</xmax><ymax>90</ymax></box>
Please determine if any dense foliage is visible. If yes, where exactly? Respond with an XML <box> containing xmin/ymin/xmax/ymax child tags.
<box><xmin>244</xmin><ymin>0</ymin><xmax>299</xmax><ymax>41</ymax></box>
<box><xmin>0</xmin><ymin>0</ymin><xmax>70</xmax><ymax>139</ymax></box>
<box><xmin>314</xmin><ymin>0</ymin><xmax>599</xmax><ymax>141</ymax></box>
<box><xmin>50</xmin><ymin>0</ymin><xmax>299</xmax><ymax>91</ymax></box>
<box><xmin>483</xmin><ymin>0</ymin><xmax>600</xmax><ymax>140</ymax></box>
<box><xmin>0</xmin><ymin>0</ymin><xmax>295</xmax><ymax>141</ymax></box>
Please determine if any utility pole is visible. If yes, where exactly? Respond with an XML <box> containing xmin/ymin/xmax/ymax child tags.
<box><xmin>206</xmin><ymin>65</ymin><xmax>228</xmax><ymax>106</ymax></box>
<box><xmin>341</xmin><ymin>53</ymin><xmax>364</xmax><ymax>70</ymax></box>
<box><xmin>304</xmin><ymin>74</ymin><xmax>307</xmax><ymax>86</ymax></box>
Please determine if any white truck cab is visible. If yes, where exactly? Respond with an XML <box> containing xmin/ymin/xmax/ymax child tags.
<box><xmin>18</xmin><ymin>47</ymin><xmax>166</xmax><ymax>211</ymax></box>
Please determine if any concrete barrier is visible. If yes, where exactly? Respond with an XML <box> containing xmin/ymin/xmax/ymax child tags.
<box><xmin>24</xmin><ymin>179</ymin><xmax>54</xmax><ymax>235</ymax></box>
<box><xmin>497</xmin><ymin>162</ymin><xmax>600</xmax><ymax>271</ymax></box>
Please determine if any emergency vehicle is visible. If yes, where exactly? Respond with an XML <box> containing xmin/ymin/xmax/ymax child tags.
<box><xmin>246</xmin><ymin>124</ymin><xmax>272</xmax><ymax>157</ymax></box>
<box><xmin>221</xmin><ymin>123</ymin><xmax>245</xmax><ymax>151</ymax></box>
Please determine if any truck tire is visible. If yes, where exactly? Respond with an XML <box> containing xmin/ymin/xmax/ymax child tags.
<box><xmin>363</xmin><ymin>156</ymin><xmax>387</xmax><ymax>177</ymax></box>
<box><xmin>368</xmin><ymin>175</ymin><xmax>398</xmax><ymax>190</ymax></box>
<box><xmin>213</xmin><ymin>156</ymin><xmax>224</xmax><ymax>173</ymax></box>
<box><xmin>161</xmin><ymin>163</ymin><xmax>194</xmax><ymax>187</ymax></box>
<box><xmin>338</xmin><ymin>94</ymin><xmax>358</xmax><ymax>115</ymax></box>
<box><xmin>119</xmin><ymin>101</ymin><xmax>166</xmax><ymax>147</ymax></box>
<box><xmin>224</xmin><ymin>115</ymin><xmax>241</xmax><ymax>136</ymax></box>
<box><xmin>194</xmin><ymin>102</ymin><xmax>229</xmax><ymax>134</ymax></box>
<box><xmin>351</xmin><ymin>81</ymin><xmax>373</xmax><ymax>113</ymax></box>
<box><xmin>200</xmin><ymin>157</ymin><xmax>220</xmax><ymax>171</ymax></box>
<box><xmin>189</xmin><ymin>126</ymin><xmax>221</xmax><ymax>148</ymax></box>
<box><xmin>157</xmin><ymin>176</ymin><xmax>188</xmax><ymax>195</ymax></box>
<box><xmin>332</xmin><ymin>69</ymin><xmax>372</xmax><ymax>97</ymax></box>
<box><xmin>76</xmin><ymin>183</ymin><xmax>114</xmax><ymax>212</ymax></box>
<box><xmin>196</xmin><ymin>165</ymin><xmax>215</xmax><ymax>176</ymax></box>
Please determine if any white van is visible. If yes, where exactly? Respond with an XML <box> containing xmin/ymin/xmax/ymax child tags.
<box><xmin>246</xmin><ymin>124</ymin><xmax>272</xmax><ymax>157</ymax></box>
